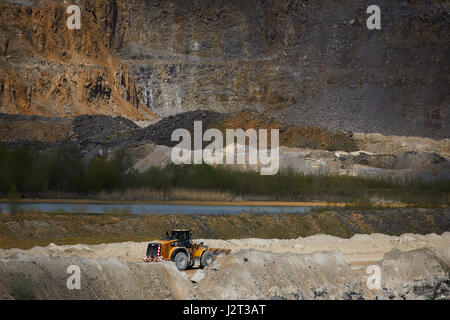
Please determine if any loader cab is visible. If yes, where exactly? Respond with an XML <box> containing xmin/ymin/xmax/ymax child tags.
<box><xmin>170</xmin><ymin>229</ymin><xmax>192</xmax><ymax>248</ymax></box>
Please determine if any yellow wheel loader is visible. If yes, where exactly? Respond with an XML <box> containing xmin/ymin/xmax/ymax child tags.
<box><xmin>143</xmin><ymin>229</ymin><xmax>231</xmax><ymax>270</ymax></box>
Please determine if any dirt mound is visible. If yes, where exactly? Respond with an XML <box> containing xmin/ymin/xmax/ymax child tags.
<box><xmin>0</xmin><ymin>233</ymin><xmax>448</xmax><ymax>300</ymax></box>
<box><xmin>72</xmin><ymin>115</ymin><xmax>139</xmax><ymax>143</ymax></box>
<box><xmin>139</xmin><ymin>110</ymin><xmax>226</xmax><ymax>147</ymax></box>
<box><xmin>200</xmin><ymin>233</ymin><xmax>450</xmax><ymax>267</ymax></box>
<box><xmin>195</xmin><ymin>246</ymin><xmax>450</xmax><ymax>300</ymax></box>
<box><xmin>375</xmin><ymin>247</ymin><xmax>450</xmax><ymax>300</ymax></box>
<box><xmin>195</xmin><ymin>250</ymin><xmax>368</xmax><ymax>300</ymax></box>
<box><xmin>0</xmin><ymin>253</ymin><xmax>191</xmax><ymax>300</ymax></box>
<box><xmin>138</xmin><ymin>109</ymin><xmax>357</xmax><ymax>152</ymax></box>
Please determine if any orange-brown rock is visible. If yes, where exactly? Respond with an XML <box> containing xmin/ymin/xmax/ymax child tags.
<box><xmin>0</xmin><ymin>0</ymin><xmax>155</xmax><ymax>120</ymax></box>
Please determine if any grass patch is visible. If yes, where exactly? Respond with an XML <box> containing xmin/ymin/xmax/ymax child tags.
<box><xmin>1</xmin><ymin>207</ymin><xmax>448</xmax><ymax>250</ymax></box>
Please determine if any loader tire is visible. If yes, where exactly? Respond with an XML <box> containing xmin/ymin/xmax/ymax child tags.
<box><xmin>201</xmin><ymin>251</ymin><xmax>215</xmax><ymax>268</ymax></box>
<box><xmin>174</xmin><ymin>252</ymin><xmax>189</xmax><ymax>270</ymax></box>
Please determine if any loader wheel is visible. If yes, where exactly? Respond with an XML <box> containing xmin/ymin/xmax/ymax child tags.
<box><xmin>201</xmin><ymin>251</ymin><xmax>215</xmax><ymax>268</ymax></box>
<box><xmin>174</xmin><ymin>252</ymin><xmax>189</xmax><ymax>271</ymax></box>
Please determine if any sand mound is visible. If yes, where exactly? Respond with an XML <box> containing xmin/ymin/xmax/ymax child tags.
<box><xmin>0</xmin><ymin>233</ymin><xmax>448</xmax><ymax>300</ymax></box>
<box><xmin>199</xmin><ymin>232</ymin><xmax>450</xmax><ymax>267</ymax></box>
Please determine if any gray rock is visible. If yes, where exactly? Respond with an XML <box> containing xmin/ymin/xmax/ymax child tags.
<box><xmin>191</xmin><ymin>269</ymin><xmax>206</xmax><ymax>283</ymax></box>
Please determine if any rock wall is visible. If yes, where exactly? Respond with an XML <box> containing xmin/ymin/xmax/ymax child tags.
<box><xmin>102</xmin><ymin>0</ymin><xmax>450</xmax><ymax>137</ymax></box>
<box><xmin>0</xmin><ymin>0</ymin><xmax>154</xmax><ymax>120</ymax></box>
<box><xmin>0</xmin><ymin>0</ymin><xmax>448</xmax><ymax>137</ymax></box>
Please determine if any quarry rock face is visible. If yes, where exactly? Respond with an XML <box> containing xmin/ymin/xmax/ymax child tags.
<box><xmin>0</xmin><ymin>0</ymin><xmax>448</xmax><ymax>138</ymax></box>
<box><xmin>0</xmin><ymin>0</ymin><xmax>153</xmax><ymax>120</ymax></box>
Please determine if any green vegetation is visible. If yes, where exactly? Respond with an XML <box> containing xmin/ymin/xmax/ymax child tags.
<box><xmin>0</xmin><ymin>144</ymin><xmax>448</xmax><ymax>204</ymax></box>
<box><xmin>0</xmin><ymin>208</ymin><xmax>448</xmax><ymax>249</ymax></box>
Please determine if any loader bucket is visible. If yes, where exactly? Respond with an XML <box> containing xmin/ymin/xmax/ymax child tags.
<box><xmin>209</xmin><ymin>248</ymin><xmax>232</xmax><ymax>256</ymax></box>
